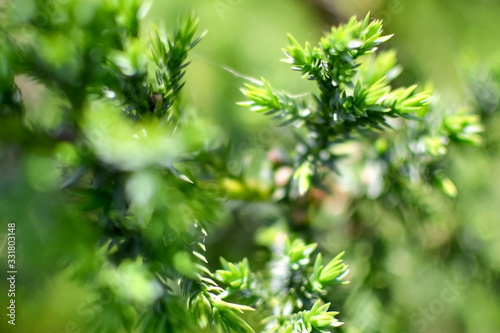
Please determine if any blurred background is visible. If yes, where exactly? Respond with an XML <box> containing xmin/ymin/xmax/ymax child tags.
<box><xmin>2</xmin><ymin>0</ymin><xmax>500</xmax><ymax>332</ymax></box>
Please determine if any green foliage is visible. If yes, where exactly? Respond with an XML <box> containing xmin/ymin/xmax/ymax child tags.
<box><xmin>1</xmin><ymin>0</ymin><xmax>245</xmax><ymax>331</ymax></box>
<box><xmin>215</xmin><ymin>238</ymin><xmax>348</xmax><ymax>333</ymax></box>
<box><xmin>0</xmin><ymin>1</ymin><xmax>488</xmax><ymax>333</ymax></box>
<box><xmin>237</xmin><ymin>12</ymin><xmax>485</xmax><ymax>333</ymax></box>
<box><xmin>149</xmin><ymin>14</ymin><xmax>206</xmax><ymax>118</ymax></box>
<box><xmin>1</xmin><ymin>0</ymin><xmax>350</xmax><ymax>332</ymax></box>
<box><xmin>239</xmin><ymin>13</ymin><xmax>480</xmax><ymax>201</ymax></box>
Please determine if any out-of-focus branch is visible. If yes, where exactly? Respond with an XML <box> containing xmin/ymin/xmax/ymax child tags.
<box><xmin>304</xmin><ymin>0</ymin><xmax>345</xmax><ymax>24</ymax></box>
